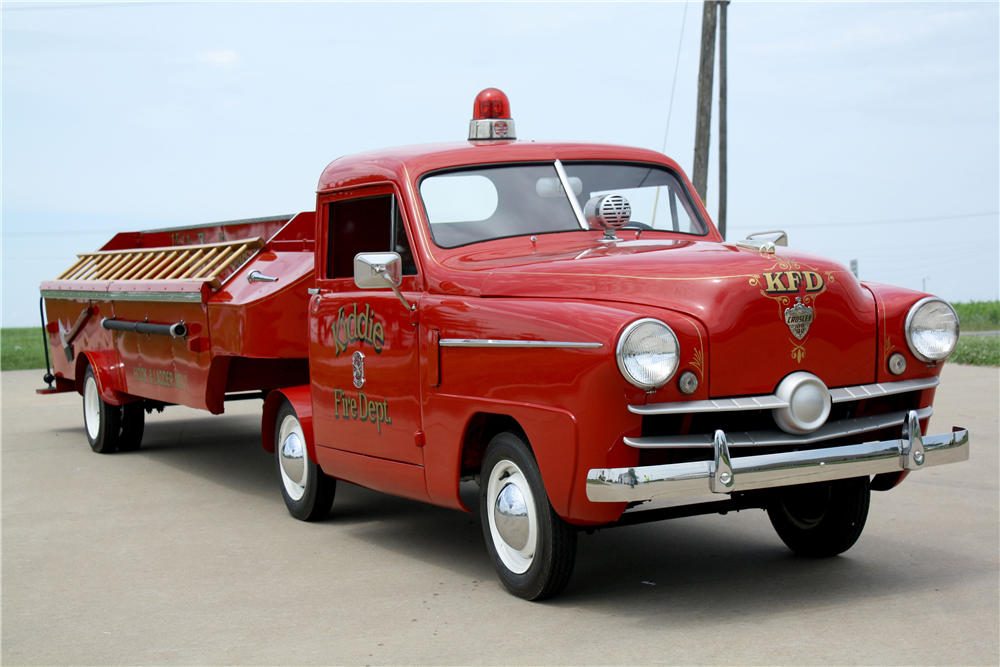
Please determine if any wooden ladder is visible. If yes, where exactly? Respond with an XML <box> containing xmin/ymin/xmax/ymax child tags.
<box><xmin>56</xmin><ymin>238</ymin><xmax>265</xmax><ymax>290</ymax></box>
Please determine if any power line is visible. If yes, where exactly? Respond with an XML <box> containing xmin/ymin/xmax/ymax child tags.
<box><xmin>3</xmin><ymin>2</ymin><xmax>184</xmax><ymax>11</ymax></box>
<box><xmin>661</xmin><ymin>0</ymin><xmax>689</xmax><ymax>153</ymax></box>
<box><xmin>729</xmin><ymin>210</ymin><xmax>998</xmax><ymax>230</ymax></box>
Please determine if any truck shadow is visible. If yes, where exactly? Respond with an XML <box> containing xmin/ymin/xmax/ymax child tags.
<box><xmin>115</xmin><ymin>410</ymin><xmax>976</xmax><ymax>618</ymax></box>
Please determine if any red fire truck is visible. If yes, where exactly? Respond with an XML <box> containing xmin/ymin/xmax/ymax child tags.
<box><xmin>39</xmin><ymin>89</ymin><xmax>969</xmax><ymax>600</ymax></box>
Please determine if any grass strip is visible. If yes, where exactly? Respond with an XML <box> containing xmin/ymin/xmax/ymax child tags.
<box><xmin>1</xmin><ymin>327</ymin><xmax>49</xmax><ymax>371</ymax></box>
<box><xmin>950</xmin><ymin>334</ymin><xmax>1000</xmax><ymax>367</ymax></box>
<box><xmin>951</xmin><ymin>300</ymin><xmax>999</xmax><ymax>332</ymax></box>
<box><xmin>3</xmin><ymin>300</ymin><xmax>998</xmax><ymax>371</ymax></box>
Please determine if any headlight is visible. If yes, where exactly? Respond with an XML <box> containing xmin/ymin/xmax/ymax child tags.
<box><xmin>616</xmin><ymin>318</ymin><xmax>680</xmax><ymax>390</ymax></box>
<box><xmin>905</xmin><ymin>297</ymin><xmax>959</xmax><ymax>362</ymax></box>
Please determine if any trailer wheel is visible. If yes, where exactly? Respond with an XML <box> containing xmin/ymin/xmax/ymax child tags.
<box><xmin>83</xmin><ymin>366</ymin><xmax>121</xmax><ymax>454</ymax></box>
<box><xmin>480</xmin><ymin>431</ymin><xmax>577</xmax><ymax>600</ymax></box>
<box><xmin>767</xmin><ymin>477</ymin><xmax>870</xmax><ymax>557</ymax></box>
<box><xmin>275</xmin><ymin>400</ymin><xmax>335</xmax><ymax>521</ymax></box>
<box><xmin>117</xmin><ymin>402</ymin><xmax>145</xmax><ymax>452</ymax></box>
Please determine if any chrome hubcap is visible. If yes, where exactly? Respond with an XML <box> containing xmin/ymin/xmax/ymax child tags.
<box><xmin>84</xmin><ymin>375</ymin><xmax>101</xmax><ymax>440</ymax></box>
<box><xmin>487</xmin><ymin>459</ymin><xmax>537</xmax><ymax>574</ymax></box>
<box><xmin>278</xmin><ymin>415</ymin><xmax>308</xmax><ymax>501</ymax></box>
<box><xmin>494</xmin><ymin>483</ymin><xmax>529</xmax><ymax>551</ymax></box>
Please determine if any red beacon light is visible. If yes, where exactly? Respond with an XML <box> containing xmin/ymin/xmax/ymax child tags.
<box><xmin>469</xmin><ymin>88</ymin><xmax>516</xmax><ymax>141</ymax></box>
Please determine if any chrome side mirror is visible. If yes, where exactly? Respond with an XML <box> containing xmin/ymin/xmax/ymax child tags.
<box><xmin>353</xmin><ymin>252</ymin><xmax>412</xmax><ymax>310</ymax></box>
<box><xmin>736</xmin><ymin>230</ymin><xmax>788</xmax><ymax>253</ymax></box>
<box><xmin>354</xmin><ymin>252</ymin><xmax>402</xmax><ymax>289</ymax></box>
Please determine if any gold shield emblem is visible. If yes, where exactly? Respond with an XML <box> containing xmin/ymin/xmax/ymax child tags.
<box><xmin>784</xmin><ymin>297</ymin><xmax>814</xmax><ymax>340</ymax></box>
<box><xmin>352</xmin><ymin>350</ymin><xmax>365</xmax><ymax>388</ymax></box>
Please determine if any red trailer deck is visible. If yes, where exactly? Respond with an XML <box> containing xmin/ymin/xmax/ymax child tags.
<box><xmin>40</xmin><ymin>212</ymin><xmax>315</xmax><ymax>414</ymax></box>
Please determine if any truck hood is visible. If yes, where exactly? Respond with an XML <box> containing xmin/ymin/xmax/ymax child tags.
<box><xmin>466</xmin><ymin>239</ymin><xmax>877</xmax><ymax>396</ymax></box>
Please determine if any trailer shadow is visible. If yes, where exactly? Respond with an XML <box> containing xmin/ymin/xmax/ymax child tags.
<box><xmin>117</xmin><ymin>408</ymin><xmax>277</xmax><ymax>501</ymax></box>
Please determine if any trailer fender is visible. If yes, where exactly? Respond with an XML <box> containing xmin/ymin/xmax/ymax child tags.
<box><xmin>262</xmin><ymin>385</ymin><xmax>317</xmax><ymax>465</ymax></box>
<box><xmin>76</xmin><ymin>350</ymin><xmax>139</xmax><ymax>406</ymax></box>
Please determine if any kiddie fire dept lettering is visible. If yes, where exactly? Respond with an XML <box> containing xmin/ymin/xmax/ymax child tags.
<box><xmin>332</xmin><ymin>303</ymin><xmax>384</xmax><ymax>357</ymax></box>
<box><xmin>332</xmin><ymin>388</ymin><xmax>392</xmax><ymax>434</ymax></box>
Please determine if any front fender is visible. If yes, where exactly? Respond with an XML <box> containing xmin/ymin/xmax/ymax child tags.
<box><xmin>262</xmin><ymin>385</ymin><xmax>318</xmax><ymax>465</ymax></box>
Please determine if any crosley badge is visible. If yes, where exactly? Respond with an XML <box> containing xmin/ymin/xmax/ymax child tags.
<box><xmin>784</xmin><ymin>297</ymin><xmax>814</xmax><ymax>340</ymax></box>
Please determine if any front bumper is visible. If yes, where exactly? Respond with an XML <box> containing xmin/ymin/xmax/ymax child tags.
<box><xmin>586</xmin><ymin>410</ymin><xmax>969</xmax><ymax>503</ymax></box>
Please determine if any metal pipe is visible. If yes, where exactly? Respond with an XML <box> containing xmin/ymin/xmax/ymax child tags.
<box><xmin>101</xmin><ymin>318</ymin><xmax>187</xmax><ymax>339</ymax></box>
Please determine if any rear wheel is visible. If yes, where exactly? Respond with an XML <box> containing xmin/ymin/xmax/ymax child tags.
<box><xmin>275</xmin><ymin>400</ymin><xmax>335</xmax><ymax>521</ymax></box>
<box><xmin>767</xmin><ymin>477</ymin><xmax>870</xmax><ymax>557</ymax></box>
<box><xmin>83</xmin><ymin>366</ymin><xmax>121</xmax><ymax>454</ymax></box>
<box><xmin>480</xmin><ymin>431</ymin><xmax>577</xmax><ymax>601</ymax></box>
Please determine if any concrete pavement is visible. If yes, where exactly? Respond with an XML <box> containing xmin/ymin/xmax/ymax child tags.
<box><xmin>2</xmin><ymin>364</ymin><xmax>997</xmax><ymax>665</ymax></box>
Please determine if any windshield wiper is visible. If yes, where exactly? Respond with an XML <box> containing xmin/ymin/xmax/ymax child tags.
<box><xmin>553</xmin><ymin>160</ymin><xmax>589</xmax><ymax>231</ymax></box>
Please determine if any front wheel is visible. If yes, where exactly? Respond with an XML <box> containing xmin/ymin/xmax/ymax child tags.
<box><xmin>275</xmin><ymin>400</ymin><xmax>335</xmax><ymax>521</ymax></box>
<box><xmin>767</xmin><ymin>477</ymin><xmax>870</xmax><ymax>557</ymax></box>
<box><xmin>480</xmin><ymin>431</ymin><xmax>577</xmax><ymax>601</ymax></box>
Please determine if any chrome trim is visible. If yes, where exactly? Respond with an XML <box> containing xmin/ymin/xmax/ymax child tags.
<box><xmin>278</xmin><ymin>416</ymin><xmax>308</xmax><ymax>502</ymax></box>
<box><xmin>735</xmin><ymin>239</ymin><xmax>777</xmax><ymax>253</ymax></box>
<box><xmin>828</xmin><ymin>377</ymin><xmax>940</xmax><ymax>402</ymax></box>
<box><xmin>625</xmin><ymin>406</ymin><xmax>932</xmax><ymax>449</ymax></box>
<box><xmin>554</xmin><ymin>159</ymin><xmax>589</xmax><ymax>230</ymax></box>
<box><xmin>439</xmin><ymin>339</ymin><xmax>602</xmax><ymax>349</ymax></box>
<box><xmin>247</xmin><ymin>270</ymin><xmax>278</xmax><ymax>283</ymax></box>
<box><xmin>709</xmin><ymin>430</ymin><xmax>734</xmax><ymax>493</ymax></box>
<box><xmin>905</xmin><ymin>297</ymin><xmax>960</xmax><ymax>363</ymax></box>
<box><xmin>772</xmin><ymin>371</ymin><xmax>830</xmax><ymax>434</ymax></box>
<box><xmin>629</xmin><ymin>376</ymin><xmax>940</xmax><ymax>416</ymax></box>
<box><xmin>494</xmin><ymin>483</ymin><xmax>530</xmax><ymax>551</ymax></box>
<box><xmin>40</xmin><ymin>289</ymin><xmax>205</xmax><ymax>303</ymax></box>
<box><xmin>735</xmin><ymin>230</ymin><xmax>787</xmax><ymax>253</ymax></box>
<box><xmin>587</xmin><ymin>412</ymin><xmax>969</xmax><ymax>503</ymax></box>
<box><xmin>468</xmin><ymin>118</ymin><xmax>516</xmax><ymax>140</ymax></box>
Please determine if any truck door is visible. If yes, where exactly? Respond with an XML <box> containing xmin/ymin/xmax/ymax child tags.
<box><xmin>309</xmin><ymin>185</ymin><xmax>424</xmax><ymax>465</ymax></box>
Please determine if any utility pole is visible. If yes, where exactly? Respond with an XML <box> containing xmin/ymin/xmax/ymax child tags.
<box><xmin>692</xmin><ymin>0</ymin><xmax>718</xmax><ymax>205</ymax></box>
<box><xmin>717</xmin><ymin>0</ymin><xmax>729</xmax><ymax>240</ymax></box>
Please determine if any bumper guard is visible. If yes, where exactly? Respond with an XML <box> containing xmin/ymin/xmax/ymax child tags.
<box><xmin>586</xmin><ymin>411</ymin><xmax>969</xmax><ymax>503</ymax></box>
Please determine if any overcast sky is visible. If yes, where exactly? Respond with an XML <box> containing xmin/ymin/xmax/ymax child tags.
<box><xmin>3</xmin><ymin>1</ymin><xmax>998</xmax><ymax>327</ymax></box>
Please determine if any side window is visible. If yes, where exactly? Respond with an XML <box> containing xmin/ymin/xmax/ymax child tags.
<box><xmin>327</xmin><ymin>194</ymin><xmax>416</xmax><ymax>279</ymax></box>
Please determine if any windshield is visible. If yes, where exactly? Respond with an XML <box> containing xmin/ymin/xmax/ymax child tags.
<box><xmin>419</xmin><ymin>161</ymin><xmax>708</xmax><ymax>248</ymax></box>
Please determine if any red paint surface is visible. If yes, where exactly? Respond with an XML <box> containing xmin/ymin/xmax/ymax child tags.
<box><xmin>41</xmin><ymin>139</ymin><xmax>952</xmax><ymax>526</ymax></box>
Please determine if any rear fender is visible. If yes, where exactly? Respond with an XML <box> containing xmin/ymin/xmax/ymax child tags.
<box><xmin>262</xmin><ymin>385</ymin><xmax>317</xmax><ymax>465</ymax></box>
<box><xmin>76</xmin><ymin>350</ymin><xmax>139</xmax><ymax>405</ymax></box>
